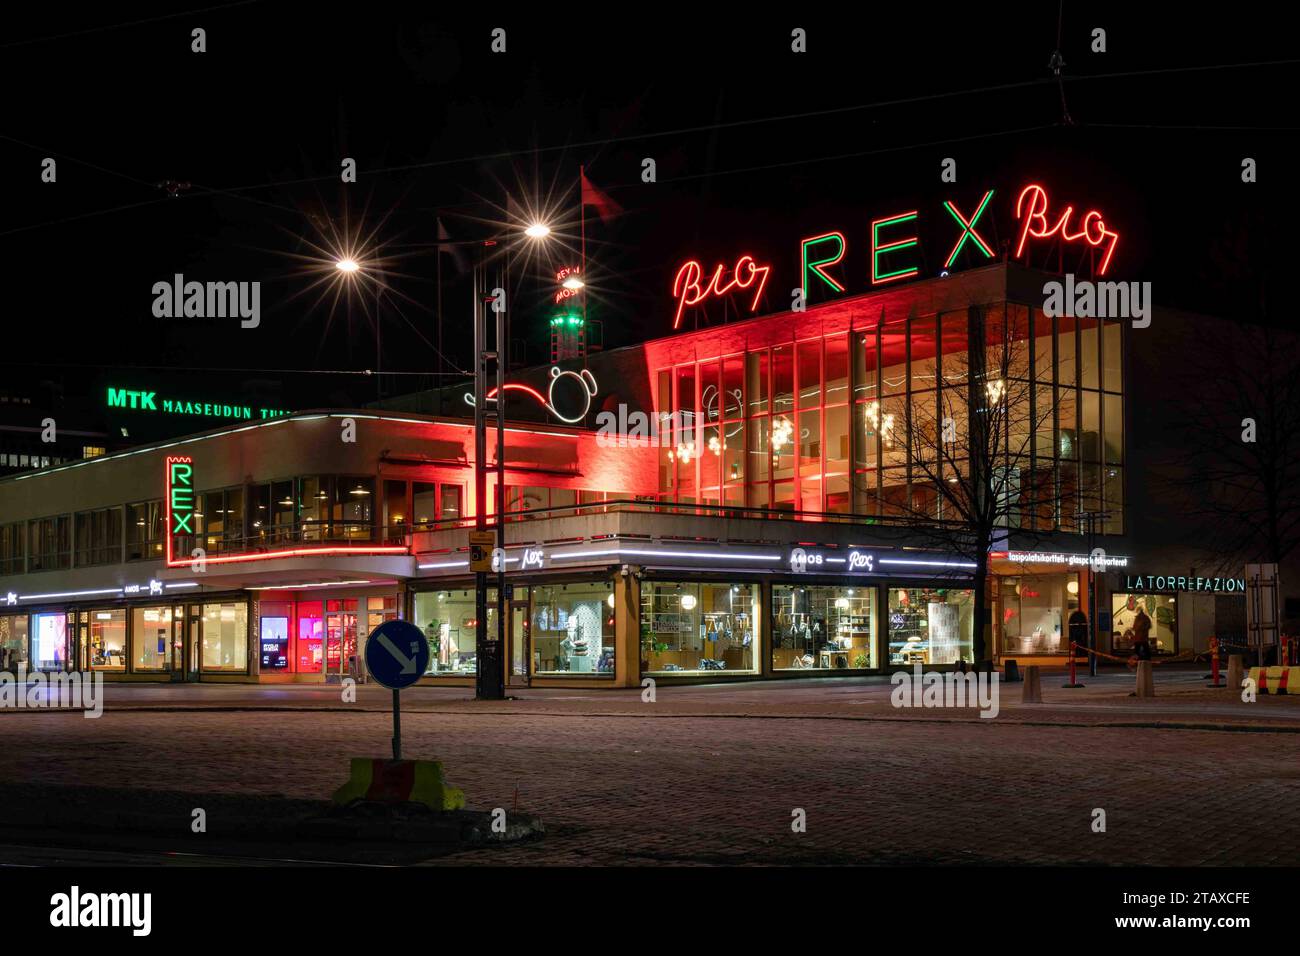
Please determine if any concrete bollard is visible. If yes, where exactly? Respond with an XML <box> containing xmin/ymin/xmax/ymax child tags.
<box><xmin>1022</xmin><ymin>665</ymin><xmax>1042</xmax><ymax>702</ymax></box>
<box><xmin>1135</xmin><ymin>660</ymin><xmax>1155</xmax><ymax>697</ymax></box>
<box><xmin>1227</xmin><ymin>654</ymin><xmax>1244</xmax><ymax>691</ymax></box>
<box><xmin>1004</xmin><ymin>659</ymin><xmax>1021</xmax><ymax>683</ymax></box>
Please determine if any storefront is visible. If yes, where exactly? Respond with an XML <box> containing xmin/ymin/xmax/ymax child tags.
<box><xmin>771</xmin><ymin>584</ymin><xmax>872</xmax><ymax>671</ymax></box>
<box><xmin>1109</xmin><ymin>572</ymin><xmax>1247</xmax><ymax>656</ymax></box>
<box><xmin>254</xmin><ymin>590</ymin><xmax>398</xmax><ymax>680</ymax></box>
<box><xmin>644</xmin><ymin>580</ymin><xmax>758</xmax><ymax>675</ymax></box>
<box><xmin>997</xmin><ymin>572</ymin><xmax>1081</xmax><ymax>656</ymax></box>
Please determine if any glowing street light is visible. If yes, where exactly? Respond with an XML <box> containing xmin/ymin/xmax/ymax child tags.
<box><xmin>562</xmin><ymin>276</ymin><xmax>585</xmax><ymax>290</ymax></box>
<box><xmin>524</xmin><ymin>222</ymin><xmax>551</xmax><ymax>239</ymax></box>
<box><xmin>335</xmin><ymin>257</ymin><xmax>360</xmax><ymax>274</ymax></box>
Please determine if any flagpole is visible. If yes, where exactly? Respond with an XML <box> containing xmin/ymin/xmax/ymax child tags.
<box><xmin>437</xmin><ymin>217</ymin><xmax>444</xmax><ymax>382</ymax></box>
<box><xmin>580</xmin><ymin>165</ymin><xmax>588</xmax><ymax>337</ymax></box>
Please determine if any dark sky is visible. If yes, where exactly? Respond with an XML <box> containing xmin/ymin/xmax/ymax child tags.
<box><xmin>0</xmin><ymin>2</ymin><xmax>1294</xmax><ymax>416</ymax></box>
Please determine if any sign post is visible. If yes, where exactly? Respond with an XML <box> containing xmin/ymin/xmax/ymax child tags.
<box><xmin>1245</xmin><ymin>563</ymin><xmax>1280</xmax><ymax>668</ymax></box>
<box><xmin>363</xmin><ymin>619</ymin><xmax>431</xmax><ymax>760</ymax></box>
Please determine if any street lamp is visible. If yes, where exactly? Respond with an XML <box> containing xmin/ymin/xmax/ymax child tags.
<box><xmin>474</xmin><ymin>219</ymin><xmax>553</xmax><ymax>701</ymax></box>
<box><xmin>335</xmin><ymin>258</ymin><xmax>360</xmax><ymax>274</ymax></box>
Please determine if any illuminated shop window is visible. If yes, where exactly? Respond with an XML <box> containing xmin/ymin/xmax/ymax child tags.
<box><xmin>999</xmin><ymin>574</ymin><xmax>1078</xmax><ymax>656</ymax></box>
<box><xmin>1111</xmin><ymin>592</ymin><xmax>1177</xmax><ymax>656</ymax></box>
<box><xmin>642</xmin><ymin>582</ymin><xmax>758</xmax><ymax>675</ymax></box>
<box><xmin>887</xmin><ymin>587</ymin><xmax>973</xmax><ymax>666</ymax></box>
<box><xmin>533</xmin><ymin>581</ymin><xmax>615</xmax><ymax>676</ymax></box>
<box><xmin>413</xmin><ymin>588</ymin><xmax>498</xmax><ymax>676</ymax></box>
<box><xmin>202</xmin><ymin>602</ymin><xmax>247</xmax><ymax>672</ymax></box>
<box><xmin>131</xmin><ymin>606</ymin><xmax>174</xmax><ymax>672</ymax></box>
<box><xmin>87</xmin><ymin>609</ymin><xmax>127</xmax><ymax>671</ymax></box>
<box><xmin>772</xmin><ymin>585</ymin><xmax>876</xmax><ymax>670</ymax></box>
<box><xmin>0</xmin><ymin>614</ymin><xmax>29</xmax><ymax>670</ymax></box>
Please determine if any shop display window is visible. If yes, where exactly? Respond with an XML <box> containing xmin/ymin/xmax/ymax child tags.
<box><xmin>413</xmin><ymin>589</ymin><xmax>497</xmax><ymax>676</ymax></box>
<box><xmin>1111</xmin><ymin>592</ymin><xmax>1177</xmax><ymax>655</ymax></box>
<box><xmin>202</xmin><ymin>602</ymin><xmax>248</xmax><ymax>672</ymax></box>
<box><xmin>131</xmin><ymin>606</ymin><xmax>173</xmax><ymax>671</ymax></box>
<box><xmin>887</xmin><ymin>587</ymin><xmax>973</xmax><ymax>665</ymax></box>
<box><xmin>642</xmin><ymin>582</ymin><xmax>758</xmax><ymax>675</ymax></box>
<box><xmin>88</xmin><ymin>609</ymin><xmax>127</xmax><ymax>671</ymax></box>
<box><xmin>533</xmin><ymin>582</ymin><xmax>615</xmax><ymax>676</ymax></box>
<box><xmin>1000</xmin><ymin>574</ymin><xmax>1077</xmax><ymax>655</ymax></box>
<box><xmin>30</xmin><ymin>612</ymin><xmax>69</xmax><ymax>671</ymax></box>
<box><xmin>0</xmin><ymin>614</ymin><xmax>29</xmax><ymax>670</ymax></box>
<box><xmin>296</xmin><ymin>602</ymin><xmax>324</xmax><ymax>673</ymax></box>
<box><xmin>771</xmin><ymin>585</ymin><xmax>876</xmax><ymax>670</ymax></box>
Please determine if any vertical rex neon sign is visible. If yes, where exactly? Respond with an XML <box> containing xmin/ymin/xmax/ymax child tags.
<box><xmin>165</xmin><ymin>455</ymin><xmax>194</xmax><ymax>565</ymax></box>
<box><xmin>871</xmin><ymin>211</ymin><xmax>919</xmax><ymax>285</ymax></box>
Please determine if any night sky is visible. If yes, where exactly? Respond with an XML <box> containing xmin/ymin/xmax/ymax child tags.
<box><xmin>1</xmin><ymin>3</ymin><xmax>1294</xmax><ymax>417</ymax></box>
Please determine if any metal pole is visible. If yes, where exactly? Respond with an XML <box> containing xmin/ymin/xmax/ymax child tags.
<box><xmin>474</xmin><ymin>255</ymin><xmax>489</xmax><ymax>699</ymax></box>
<box><xmin>1087</xmin><ymin>511</ymin><xmax>1098</xmax><ymax>677</ymax></box>
<box><xmin>391</xmin><ymin>688</ymin><xmax>401</xmax><ymax>760</ymax></box>
<box><xmin>494</xmin><ymin>261</ymin><xmax>508</xmax><ymax>697</ymax></box>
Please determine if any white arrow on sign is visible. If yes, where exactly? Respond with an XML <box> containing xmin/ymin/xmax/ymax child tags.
<box><xmin>377</xmin><ymin>633</ymin><xmax>418</xmax><ymax>675</ymax></box>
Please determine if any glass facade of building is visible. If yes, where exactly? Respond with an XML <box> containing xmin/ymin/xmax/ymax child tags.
<box><xmin>655</xmin><ymin>303</ymin><xmax>1123</xmax><ymax>534</ymax></box>
<box><xmin>771</xmin><ymin>585</ymin><xmax>876</xmax><ymax>670</ymax></box>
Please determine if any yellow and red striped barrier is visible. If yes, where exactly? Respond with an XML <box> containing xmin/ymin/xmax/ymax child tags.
<box><xmin>1247</xmin><ymin>666</ymin><xmax>1296</xmax><ymax>695</ymax></box>
<box><xmin>332</xmin><ymin>758</ymin><xmax>466</xmax><ymax>810</ymax></box>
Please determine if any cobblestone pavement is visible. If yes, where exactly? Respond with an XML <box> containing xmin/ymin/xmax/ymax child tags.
<box><xmin>2</xmin><ymin>680</ymin><xmax>1296</xmax><ymax>865</ymax></box>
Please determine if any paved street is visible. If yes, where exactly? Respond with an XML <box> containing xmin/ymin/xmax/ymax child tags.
<box><xmin>2</xmin><ymin>670</ymin><xmax>1296</xmax><ymax>865</ymax></box>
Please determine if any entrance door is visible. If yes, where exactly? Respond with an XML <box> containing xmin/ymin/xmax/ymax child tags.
<box><xmin>325</xmin><ymin>603</ymin><xmax>358</xmax><ymax>681</ymax></box>
<box><xmin>364</xmin><ymin>596</ymin><xmax>398</xmax><ymax>684</ymax></box>
<box><xmin>508</xmin><ymin>587</ymin><xmax>531</xmax><ymax>687</ymax></box>
<box><xmin>182</xmin><ymin>606</ymin><xmax>201</xmax><ymax>681</ymax></box>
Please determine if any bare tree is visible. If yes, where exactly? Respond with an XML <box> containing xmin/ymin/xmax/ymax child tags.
<box><xmin>882</xmin><ymin>305</ymin><xmax>1058</xmax><ymax>664</ymax></box>
<box><xmin>1162</xmin><ymin>320</ymin><xmax>1300</xmax><ymax>572</ymax></box>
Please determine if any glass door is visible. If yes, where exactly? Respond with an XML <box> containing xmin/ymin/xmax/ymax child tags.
<box><xmin>508</xmin><ymin>587</ymin><xmax>531</xmax><ymax>687</ymax></box>
<box><xmin>185</xmin><ymin>605</ymin><xmax>202</xmax><ymax>681</ymax></box>
<box><xmin>364</xmin><ymin>596</ymin><xmax>398</xmax><ymax>685</ymax></box>
<box><xmin>325</xmin><ymin>599</ymin><xmax>358</xmax><ymax>681</ymax></box>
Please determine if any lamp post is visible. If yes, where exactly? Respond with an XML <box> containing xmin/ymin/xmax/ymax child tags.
<box><xmin>473</xmin><ymin>221</ymin><xmax>552</xmax><ymax>701</ymax></box>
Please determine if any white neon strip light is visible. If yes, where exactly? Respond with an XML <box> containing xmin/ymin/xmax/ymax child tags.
<box><xmin>825</xmin><ymin>558</ymin><xmax>846</xmax><ymax>564</ymax></box>
<box><xmin>417</xmin><ymin>559</ymin><xmax>471</xmax><ymax>569</ymax></box>
<box><xmin>878</xmin><ymin>558</ymin><xmax>978</xmax><ymax>569</ymax></box>
<box><xmin>164</xmin><ymin>582</ymin><xmax>200</xmax><ymax>589</ymax></box>
<box><xmin>18</xmin><ymin>587</ymin><xmax>124</xmax><ymax>600</ymax></box>
<box><xmin>247</xmin><ymin>579</ymin><xmax>385</xmax><ymax>590</ymax></box>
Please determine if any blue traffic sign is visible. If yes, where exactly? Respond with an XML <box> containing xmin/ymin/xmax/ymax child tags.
<box><xmin>364</xmin><ymin>619</ymin><xmax>430</xmax><ymax>690</ymax></box>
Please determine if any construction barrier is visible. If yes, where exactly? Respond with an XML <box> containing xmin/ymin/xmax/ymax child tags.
<box><xmin>332</xmin><ymin>758</ymin><xmax>466</xmax><ymax>811</ymax></box>
<box><xmin>1247</xmin><ymin>666</ymin><xmax>1296</xmax><ymax>695</ymax></box>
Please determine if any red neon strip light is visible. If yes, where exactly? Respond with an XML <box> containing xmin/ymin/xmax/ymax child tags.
<box><xmin>166</xmin><ymin>544</ymin><xmax>409</xmax><ymax>569</ymax></box>
<box><xmin>672</xmin><ymin>254</ymin><xmax>771</xmax><ymax>329</ymax></box>
<box><xmin>1014</xmin><ymin>183</ymin><xmax>1120</xmax><ymax>276</ymax></box>
<box><xmin>801</xmin><ymin>231</ymin><xmax>847</xmax><ymax>293</ymax></box>
<box><xmin>942</xmin><ymin>190</ymin><xmax>995</xmax><ymax>268</ymax></box>
<box><xmin>485</xmin><ymin>382</ymin><xmax>548</xmax><ymax>406</ymax></box>
<box><xmin>871</xmin><ymin>212</ymin><xmax>919</xmax><ymax>285</ymax></box>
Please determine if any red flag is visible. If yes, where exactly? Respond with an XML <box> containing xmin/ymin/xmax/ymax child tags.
<box><xmin>580</xmin><ymin>169</ymin><xmax>622</xmax><ymax>226</ymax></box>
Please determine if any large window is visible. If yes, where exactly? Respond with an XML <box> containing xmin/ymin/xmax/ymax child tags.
<box><xmin>0</xmin><ymin>614</ymin><xmax>28</xmax><ymax>670</ymax></box>
<box><xmin>28</xmin><ymin>515</ymin><xmax>70</xmax><ymax>571</ymax></box>
<box><xmin>533</xmin><ymin>581</ymin><xmax>615</xmax><ymax>675</ymax></box>
<box><xmin>127</xmin><ymin>500</ymin><xmax>164</xmax><ymax>561</ymax></box>
<box><xmin>413</xmin><ymin>589</ymin><xmax>497</xmax><ymax>676</ymax></box>
<box><xmin>641</xmin><ymin>581</ymin><xmax>758</xmax><ymax>674</ymax></box>
<box><xmin>87</xmin><ymin>609</ymin><xmax>127</xmax><ymax>671</ymax></box>
<box><xmin>1111</xmin><ymin>592</ymin><xmax>1178</xmax><ymax>655</ymax></box>
<box><xmin>76</xmin><ymin>508</ymin><xmax>123</xmax><ymax>566</ymax></box>
<box><xmin>202</xmin><ymin>601</ymin><xmax>248</xmax><ymax>672</ymax></box>
<box><xmin>887</xmin><ymin>587</ymin><xmax>973</xmax><ymax>666</ymax></box>
<box><xmin>0</xmin><ymin>522</ymin><xmax>24</xmax><ymax>575</ymax></box>
<box><xmin>1000</xmin><ymin>574</ymin><xmax>1079</xmax><ymax>656</ymax></box>
<box><xmin>132</xmin><ymin>606</ymin><xmax>174</xmax><ymax>671</ymax></box>
<box><xmin>772</xmin><ymin>585</ymin><xmax>877</xmax><ymax>670</ymax></box>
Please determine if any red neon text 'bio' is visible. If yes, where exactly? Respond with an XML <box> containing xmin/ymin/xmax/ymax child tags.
<box><xmin>672</xmin><ymin>255</ymin><xmax>771</xmax><ymax>329</ymax></box>
<box><xmin>1014</xmin><ymin>184</ymin><xmax>1119</xmax><ymax>276</ymax></box>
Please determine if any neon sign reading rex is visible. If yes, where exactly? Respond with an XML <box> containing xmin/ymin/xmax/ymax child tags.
<box><xmin>671</xmin><ymin>182</ymin><xmax>1120</xmax><ymax>327</ymax></box>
